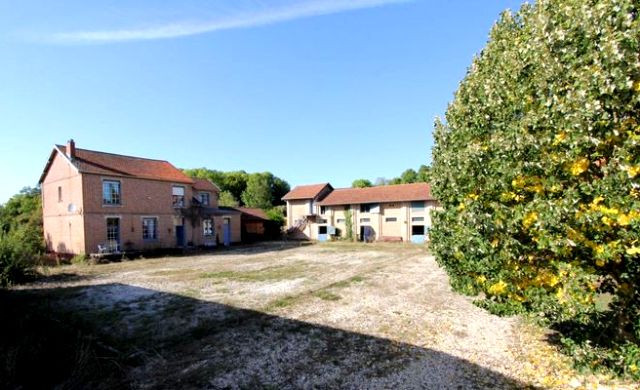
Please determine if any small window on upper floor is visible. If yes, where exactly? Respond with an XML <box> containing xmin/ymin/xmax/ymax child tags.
<box><xmin>320</xmin><ymin>206</ymin><xmax>327</xmax><ymax>215</ymax></box>
<box><xmin>58</xmin><ymin>186</ymin><xmax>62</xmax><ymax>203</ymax></box>
<box><xmin>103</xmin><ymin>180</ymin><xmax>121</xmax><ymax>205</ymax></box>
<box><xmin>199</xmin><ymin>192</ymin><xmax>210</xmax><ymax>206</ymax></box>
<box><xmin>360</xmin><ymin>203</ymin><xmax>380</xmax><ymax>213</ymax></box>
<box><xmin>411</xmin><ymin>201</ymin><xmax>426</xmax><ymax>211</ymax></box>
<box><xmin>172</xmin><ymin>186</ymin><xmax>185</xmax><ymax>208</ymax></box>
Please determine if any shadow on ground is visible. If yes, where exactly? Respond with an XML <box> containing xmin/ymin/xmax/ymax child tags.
<box><xmin>1</xmin><ymin>283</ymin><xmax>532</xmax><ymax>389</ymax></box>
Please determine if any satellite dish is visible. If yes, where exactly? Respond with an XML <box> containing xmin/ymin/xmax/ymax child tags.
<box><xmin>67</xmin><ymin>203</ymin><xmax>76</xmax><ymax>213</ymax></box>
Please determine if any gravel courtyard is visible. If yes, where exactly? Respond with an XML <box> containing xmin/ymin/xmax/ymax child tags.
<box><xmin>6</xmin><ymin>242</ymin><xmax>629</xmax><ymax>389</ymax></box>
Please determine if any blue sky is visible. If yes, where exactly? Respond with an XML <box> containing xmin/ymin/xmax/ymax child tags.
<box><xmin>0</xmin><ymin>0</ymin><xmax>525</xmax><ymax>203</ymax></box>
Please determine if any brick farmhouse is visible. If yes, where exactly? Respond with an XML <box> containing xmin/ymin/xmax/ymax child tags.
<box><xmin>39</xmin><ymin>140</ymin><xmax>241</xmax><ymax>255</ymax></box>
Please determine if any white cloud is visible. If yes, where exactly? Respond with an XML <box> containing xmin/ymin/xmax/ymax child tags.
<box><xmin>46</xmin><ymin>0</ymin><xmax>409</xmax><ymax>44</ymax></box>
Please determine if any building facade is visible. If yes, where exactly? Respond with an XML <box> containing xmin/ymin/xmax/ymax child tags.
<box><xmin>40</xmin><ymin>140</ymin><xmax>241</xmax><ymax>255</ymax></box>
<box><xmin>282</xmin><ymin>183</ymin><xmax>436</xmax><ymax>243</ymax></box>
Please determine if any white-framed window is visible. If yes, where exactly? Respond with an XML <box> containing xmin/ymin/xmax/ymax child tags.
<box><xmin>203</xmin><ymin>219</ymin><xmax>214</xmax><ymax>236</ymax></box>
<box><xmin>385</xmin><ymin>217</ymin><xmax>398</xmax><ymax>222</ymax></box>
<box><xmin>199</xmin><ymin>192</ymin><xmax>210</xmax><ymax>206</ymax></box>
<box><xmin>142</xmin><ymin>217</ymin><xmax>158</xmax><ymax>240</ymax></box>
<box><xmin>103</xmin><ymin>180</ymin><xmax>121</xmax><ymax>205</ymax></box>
<box><xmin>360</xmin><ymin>218</ymin><xmax>370</xmax><ymax>223</ymax></box>
<box><xmin>336</xmin><ymin>218</ymin><xmax>346</xmax><ymax>223</ymax></box>
<box><xmin>172</xmin><ymin>186</ymin><xmax>185</xmax><ymax>208</ymax></box>
<box><xmin>412</xmin><ymin>216</ymin><xmax>425</xmax><ymax>222</ymax></box>
<box><xmin>320</xmin><ymin>206</ymin><xmax>327</xmax><ymax>215</ymax></box>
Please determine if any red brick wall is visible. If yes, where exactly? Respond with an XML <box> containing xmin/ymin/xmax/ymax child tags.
<box><xmin>41</xmin><ymin>151</ymin><xmax>86</xmax><ymax>254</ymax></box>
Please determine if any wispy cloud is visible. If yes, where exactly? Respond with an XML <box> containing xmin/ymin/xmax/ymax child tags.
<box><xmin>44</xmin><ymin>0</ymin><xmax>409</xmax><ymax>44</ymax></box>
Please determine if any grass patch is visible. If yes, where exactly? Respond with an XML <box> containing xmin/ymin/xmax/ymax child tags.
<box><xmin>329</xmin><ymin>275</ymin><xmax>366</xmax><ymax>289</ymax></box>
<box><xmin>200</xmin><ymin>265</ymin><xmax>305</xmax><ymax>282</ymax></box>
<box><xmin>264</xmin><ymin>295</ymin><xmax>300</xmax><ymax>310</ymax></box>
<box><xmin>313</xmin><ymin>290</ymin><xmax>341</xmax><ymax>301</ymax></box>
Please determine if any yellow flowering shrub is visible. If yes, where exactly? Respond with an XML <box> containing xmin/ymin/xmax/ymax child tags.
<box><xmin>430</xmin><ymin>0</ymin><xmax>640</xmax><ymax>379</ymax></box>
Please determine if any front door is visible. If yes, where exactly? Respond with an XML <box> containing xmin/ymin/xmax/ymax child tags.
<box><xmin>176</xmin><ymin>225</ymin><xmax>185</xmax><ymax>247</ymax></box>
<box><xmin>317</xmin><ymin>225</ymin><xmax>328</xmax><ymax>242</ymax></box>
<box><xmin>223</xmin><ymin>218</ymin><xmax>231</xmax><ymax>246</ymax></box>
<box><xmin>411</xmin><ymin>225</ymin><xmax>425</xmax><ymax>244</ymax></box>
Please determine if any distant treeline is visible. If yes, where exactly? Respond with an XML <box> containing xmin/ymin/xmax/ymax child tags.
<box><xmin>352</xmin><ymin>165</ymin><xmax>430</xmax><ymax>188</ymax></box>
<box><xmin>183</xmin><ymin>168</ymin><xmax>290</xmax><ymax>210</ymax></box>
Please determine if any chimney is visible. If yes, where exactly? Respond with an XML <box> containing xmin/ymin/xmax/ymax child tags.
<box><xmin>66</xmin><ymin>139</ymin><xmax>76</xmax><ymax>159</ymax></box>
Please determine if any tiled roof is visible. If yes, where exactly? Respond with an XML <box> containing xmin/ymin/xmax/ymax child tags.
<box><xmin>56</xmin><ymin>145</ymin><xmax>193</xmax><ymax>184</ymax></box>
<box><xmin>282</xmin><ymin>183</ymin><xmax>331</xmax><ymax>200</ymax></box>
<box><xmin>237</xmin><ymin>207</ymin><xmax>269</xmax><ymax>221</ymax></box>
<box><xmin>318</xmin><ymin>183</ymin><xmax>433</xmax><ymax>206</ymax></box>
<box><xmin>193</xmin><ymin>178</ymin><xmax>220</xmax><ymax>192</ymax></box>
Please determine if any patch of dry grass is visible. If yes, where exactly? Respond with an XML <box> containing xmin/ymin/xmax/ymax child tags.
<box><xmin>200</xmin><ymin>264</ymin><xmax>307</xmax><ymax>282</ymax></box>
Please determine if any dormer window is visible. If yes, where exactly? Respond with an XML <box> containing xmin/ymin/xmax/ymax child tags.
<box><xmin>172</xmin><ymin>186</ymin><xmax>185</xmax><ymax>208</ymax></box>
<box><xmin>199</xmin><ymin>192</ymin><xmax>210</xmax><ymax>206</ymax></box>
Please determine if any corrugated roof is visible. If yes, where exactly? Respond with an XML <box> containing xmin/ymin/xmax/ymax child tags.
<box><xmin>56</xmin><ymin>145</ymin><xmax>193</xmax><ymax>184</ymax></box>
<box><xmin>192</xmin><ymin>178</ymin><xmax>220</xmax><ymax>192</ymax></box>
<box><xmin>282</xmin><ymin>183</ymin><xmax>331</xmax><ymax>200</ymax></box>
<box><xmin>318</xmin><ymin>183</ymin><xmax>433</xmax><ymax>206</ymax></box>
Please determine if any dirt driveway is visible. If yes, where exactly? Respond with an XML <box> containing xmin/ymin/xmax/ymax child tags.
<box><xmin>4</xmin><ymin>242</ymin><xmax>622</xmax><ymax>389</ymax></box>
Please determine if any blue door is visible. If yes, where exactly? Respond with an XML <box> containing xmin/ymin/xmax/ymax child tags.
<box><xmin>317</xmin><ymin>226</ymin><xmax>328</xmax><ymax>242</ymax></box>
<box><xmin>176</xmin><ymin>225</ymin><xmax>185</xmax><ymax>247</ymax></box>
<box><xmin>411</xmin><ymin>225</ymin><xmax>425</xmax><ymax>244</ymax></box>
<box><xmin>223</xmin><ymin>218</ymin><xmax>231</xmax><ymax>246</ymax></box>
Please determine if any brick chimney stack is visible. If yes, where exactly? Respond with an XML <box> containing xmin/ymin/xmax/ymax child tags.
<box><xmin>66</xmin><ymin>139</ymin><xmax>76</xmax><ymax>159</ymax></box>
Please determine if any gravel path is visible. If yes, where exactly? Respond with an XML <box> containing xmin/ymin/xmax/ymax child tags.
<box><xmin>21</xmin><ymin>242</ymin><xmax>636</xmax><ymax>389</ymax></box>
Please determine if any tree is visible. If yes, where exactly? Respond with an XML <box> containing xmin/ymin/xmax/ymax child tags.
<box><xmin>400</xmin><ymin>169</ymin><xmax>418</xmax><ymax>184</ymax></box>
<box><xmin>218</xmin><ymin>191</ymin><xmax>239</xmax><ymax>207</ymax></box>
<box><xmin>242</xmin><ymin>173</ymin><xmax>274</xmax><ymax>209</ymax></box>
<box><xmin>352</xmin><ymin>179</ymin><xmax>372</xmax><ymax>188</ymax></box>
<box><xmin>374</xmin><ymin>177</ymin><xmax>389</xmax><ymax>186</ymax></box>
<box><xmin>182</xmin><ymin>168</ymin><xmax>226</xmax><ymax>189</ymax></box>
<box><xmin>344</xmin><ymin>208</ymin><xmax>354</xmax><ymax>241</ymax></box>
<box><xmin>0</xmin><ymin>187</ymin><xmax>43</xmax><ymax>286</ymax></box>
<box><xmin>430</xmin><ymin>0</ymin><xmax>640</xmax><ymax>377</ymax></box>
<box><xmin>224</xmin><ymin>171</ymin><xmax>249</xmax><ymax>204</ymax></box>
<box><xmin>417</xmin><ymin>165</ymin><xmax>430</xmax><ymax>182</ymax></box>
<box><xmin>183</xmin><ymin>169</ymin><xmax>289</xmax><ymax>208</ymax></box>
<box><xmin>265</xmin><ymin>206</ymin><xmax>285</xmax><ymax>225</ymax></box>
<box><xmin>271</xmin><ymin>177</ymin><xmax>291</xmax><ymax>206</ymax></box>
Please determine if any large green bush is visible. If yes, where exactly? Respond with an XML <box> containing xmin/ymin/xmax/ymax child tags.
<box><xmin>0</xmin><ymin>187</ymin><xmax>43</xmax><ymax>286</ymax></box>
<box><xmin>430</xmin><ymin>0</ymin><xmax>640</xmax><ymax>377</ymax></box>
